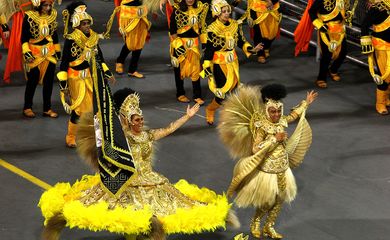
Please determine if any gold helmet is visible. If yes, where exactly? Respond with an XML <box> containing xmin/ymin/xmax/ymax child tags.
<box><xmin>211</xmin><ymin>0</ymin><xmax>231</xmax><ymax>17</ymax></box>
<box><xmin>63</xmin><ymin>1</ymin><xmax>93</xmax><ymax>29</ymax></box>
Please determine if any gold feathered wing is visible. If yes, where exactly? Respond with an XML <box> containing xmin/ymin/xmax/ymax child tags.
<box><xmin>286</xmin><ymin>110</ymin><xmax>312</xmax><ymax>169</ymax></box>
<box><xmin>76</xmin><ymin>112</ymin><xmax>99</xmax><ymax>172</ymax></box>
<box><xmin>217</xmin><ymin>85</ymin><xmax>264</xmax><ymax>159</ymax></box>
<box><xmin>227</xmin><ymin>144</ymin><xmax>272</xmax><ymax>197</ymax></box>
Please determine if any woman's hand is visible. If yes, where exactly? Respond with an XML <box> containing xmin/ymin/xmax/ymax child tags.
<box><xmin>306</xmin><ymin>90</ymin><xmax>318</xmax><ymax>105</ymax></box>
<box><xmin>186</xmin><ymin>103</ymin><xmax>200</xmax><ymax>117</ymax></box>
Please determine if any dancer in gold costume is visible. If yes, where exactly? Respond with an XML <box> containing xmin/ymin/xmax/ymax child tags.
<box><xmin>169</xmin><ymin>0</ymin><xmax>209</xmax><ymax>105</ymax></box>
<box><xmin>360</xmin><ymin>0</ymin><xmax>390</xmax><ymax>114</ymax></box>
<box><xmin>39</xmin><ymin>9</ymin><xmax>236</xmax><ymax>235</ymax></box>
<box><xmin>115</xmin><ymin>0</ymin><xmax>150</xmax><ymax>78</ymax></box>
<box><xmin>202</xmin><ymin>0</ymin><xmax>262</xmax><ymax>125</ymax></box>
<box><xmin>218</xmin><ymin>84</ymin><xmax>318</xmax><ymax>239</ymax></box>
<box><xmin>57</xmin><ymin>1</ymin><xmax>114</xmax><ymax>148</ymax></box>
<box><xmin>22</xmin><ymin>0</ymin><xmax>60</xmax><ymax>118</ymax></box>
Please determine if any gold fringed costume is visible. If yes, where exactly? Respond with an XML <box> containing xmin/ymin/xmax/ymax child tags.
<box><xmin>218</xmin><ymin>84</ymin><xmax>313</xmax><ymax>239</ymax></box>
<box><xmin>360</xmin><ymin>0</ymin><xmax>390</xmax><ymax>115</ymax></box>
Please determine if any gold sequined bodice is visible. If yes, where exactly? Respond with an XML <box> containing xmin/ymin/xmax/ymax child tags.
<box><xmin>126</xmin><ymin>130</ymin><xmax>169</xmax><ymax>186</ymax></box>
<box><xmin>254</xmin><ymin>117</ymin><xmax>289</xmax><ymax>173</ymax></box>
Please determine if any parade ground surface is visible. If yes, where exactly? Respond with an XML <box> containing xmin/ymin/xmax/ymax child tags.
<box><xmin>0</xmin><ymin>1</ymin><xmax>389</xmax><ymax>240</ymax></box>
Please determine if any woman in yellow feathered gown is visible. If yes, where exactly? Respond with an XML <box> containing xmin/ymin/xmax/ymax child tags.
<box><xmin>39</xmin><ymin>85</ymin><xmax>236</xmax><ymax>238</ymax></box>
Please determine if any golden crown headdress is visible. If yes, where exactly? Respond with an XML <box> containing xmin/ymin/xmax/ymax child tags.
<box><xmin>265</xmin><ymin>98</ymin><xmax>284</xmax><ymax>118</ymax></box>
<box><xmin>120</xmin><ymin>93</ymin><xmax>143</xmax><ymax>119</ymax></box>
<box><xmin>211</xmin><ymin>0</ymin><xmax>231</xmax><ymax>17</ymax></box>
<box><xmin>71</xmin><ymin>5</ymin><xmax>93</xmax><ymax>28</ymax></box>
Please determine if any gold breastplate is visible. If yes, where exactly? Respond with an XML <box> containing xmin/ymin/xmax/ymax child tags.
<box><xmin>25</xmin><ymin>10</ymin><xmax>57</xmax><ymax>40</ymax></box>
<box><xmin>208</xmin><ymin>20</ymin><xmax>239</xmax><ymax>50</ymax></box>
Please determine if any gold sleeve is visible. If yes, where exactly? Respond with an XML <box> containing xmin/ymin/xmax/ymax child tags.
<box><xmin>312</xmin><ymin>19</ymin><xmax>324</xmax><ymax>30</ymax></box>
<box><xmin>242</xmin><ymin>42</ymin><xmax>252</xmax><ymax>58</ymax></box>
<box><xmin>151</xmin><ymin>114</ymin><xmax>190</xmax><ymax>140</ymax></box>
<box><xmin>22</xmin><ymin>42</ymin><xmax>31</xmax><ymax>54</ymax></box>
<box><xmin>360</xmin><ymin>36</ymin><xmax>374</xmax><ymax>54</ymax></box>
<box><xmin>102</xmin><ymin>63</ymin><xmax>110</xmax><ymax>72</ymax></box>
<box><xmin>286</xmin><ymin>100</ymin><xmax>308</xmax><ymax>123</ymax></box>
<box><xmin>57</xmin><ymin>71</ymin><xmax>68</xmax><ymax>81</ymax></box>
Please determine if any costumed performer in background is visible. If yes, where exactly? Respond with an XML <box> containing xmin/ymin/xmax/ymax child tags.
<box><xmin>58</xmin><ymin>1</ymin><xmax>114</xmax><ymax>147</ymax></box>
<box><xmin>114</xmin><ymin>0</ymin><xmax>150</xmax><ymax>78</ymax></box>
<box><xmin>169</xmin><ymin>0</ymin><xmax>209</xmax><ymax>105</ymax></box>
<box><xmin>201</xmin><ymin>0</ymin><xmax>262</xmax><ymax>125</ymax></box>
<box><xmin>360</xmin><ymin>0</ymin><xmax>390</xmax><ymax>115</ymax></box>
<box><xmin>21</xmin><ymin>0</ymin><xmax>60</xmax><ymax>118</ymax></box>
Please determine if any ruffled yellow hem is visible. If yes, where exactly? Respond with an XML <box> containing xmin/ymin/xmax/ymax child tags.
<box><xmin>38</xmin><ymin>175</ymin><xmax>229</xmax><ymax>235</ymax></box>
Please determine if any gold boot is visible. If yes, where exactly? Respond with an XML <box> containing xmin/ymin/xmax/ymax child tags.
<box><xmin>376</xmin><ymin>89</ymin><xmax>388</xmax><ymax>115</ymax></box>
<box><xmin>205</xmin><ymin>99</ymin><xmax>220</xmax><ymax>125</ymax></box>
<box><xmin>263</xmin><ymin>200</ymin><xmax>283</xmax><ymax>239</ymax></box>
<box><xmin>386</xmin><ymin>87</ymin><xmax>390</xmax><ymax>107</ymax></box>
<box><xmin>66</xmin><ymin>121</ymin><xmax>77</xmax><ymax>148</ymax></box>
<box><xmin>250</xmin><ymin>208</ymin><xmax>267</xmax><ymax>238</ymax></box>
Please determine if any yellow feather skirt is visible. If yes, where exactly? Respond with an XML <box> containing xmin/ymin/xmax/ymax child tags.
<box><xmin>38</xmin><ymin>174</ymin><xmax>230</xmax><ymax>235</ymax></box>
<box><xmin>234</xmin><ymin>168</ymin><xmax>297</xmax><ymax>208</ymax></box>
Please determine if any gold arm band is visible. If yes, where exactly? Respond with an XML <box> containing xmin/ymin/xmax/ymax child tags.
<box><xmin>312</xmin><ymin>19</ymin><xmax>324</xmax><ymax>30</ymax></box>
<box><xmin>54</xmin><ymin>43</ymin><xmax>61</xmax><ymax>52</ymax></box>
<box><xmin>22</xmin><ymin>42</ymin><xmax>31</xmax><ymax>54</ymax></box>
<box><xmin>102</xmin><ymin>63</ymin><xmax>109</xmax><ymax>72</ymax></box>
<box><xmin>57</xmin><ymin>71</ymin><xmax>68</xmax><ymax>81</ymax></box>
<box><xmin>202</xmin><ymin>60</ymin><xmax>212</xmax><ymax>68</ymax></box>
<box><xmin>171</xmin><ymin>37</ymin><xmax>183</xmax><ymax>49</ymax></box>
<box><xmin>242</xmin><ymin>42</ymin><xmax>252</xmax><ymax>58</ymax></box>
<box><xmin>360</xmin><ymin>36</ymin><xmax>374</xmax><ymax>54</ymax></box>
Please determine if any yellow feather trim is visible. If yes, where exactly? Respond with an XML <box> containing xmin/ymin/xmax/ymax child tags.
<box><xmin>39</xmin><ymin>175</ymin><xmax>230</xmax><ymax>235</ymax></box>
<box><xmin>38</xmin><ymin>182</ymin><xmax>71</xmax><ymax>225</ymax></box>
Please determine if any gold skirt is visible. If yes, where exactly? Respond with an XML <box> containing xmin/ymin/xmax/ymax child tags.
<box><xmin>234</xmin><ymin>168</ymin><xmax>297</xmax><ymax>208</ymax></box>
